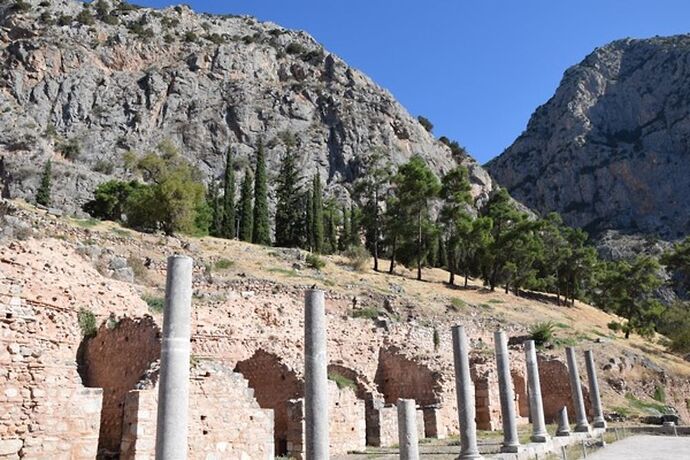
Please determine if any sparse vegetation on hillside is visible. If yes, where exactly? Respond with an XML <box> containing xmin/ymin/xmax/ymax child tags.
<box><xmin>77</xmin><ymin>308</ymin><xmax>97</xmax><ymax>338</ymax></box>
<box><xmin>35</xmin><ymin>160</ymin><xmax>52</xmax><ymax>207</ymax></box>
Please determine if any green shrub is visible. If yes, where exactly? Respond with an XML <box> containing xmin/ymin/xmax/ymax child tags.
<box><xmin>351</xmin><ymin>307</ymin><xmax>379</xmax><ymax>319</ymax></box>
<box><xmin>58</xmin><ymin>139</ymin><xmax>81</xmax><ymax>160</ymax></box>
<box><xmin>306</xmin><ymin>253</ymin><xmax>326</xmax><ymax>270</ymax></box>
<box><xmin>417</xmin><ymin>115</ymin><xmax>433</xmax><ymax>132</ymax></box>
<box><xmin>57</xmin><ymin>15</ymin><xmax>73</xmax><ymax>26</ymax></box>
<box><xmin>143</xmin><ymin>295</ymin><xmax>165</xmax><ymax>313</ymax></box>
<box><xmin>93</xmin><ymin>159</ymin><xmax>115</xmax><ymax>175</ymax></box>
<box><xmin>653</xmin><ymin>386</ymin><xmax>666</xmax><ymax>403</ymax></box>
<box><xmin>83</xmin><ymin>180</ymin><xmax>143</xmax><ymax>222</ymax></box>
<box><xmin>529</xmin><ymin>321</ymin><xmax>556</xmax><ymax>346</ymax></box>
<box><xmin>184</xmin><ymin>31</ymin><xmax>198</xmax><ymax>43</ymax></box>
<box><xmin>285</xmin><ymin>42</ymin><xmax>307</xmax><ymax>55</ymax></box>
<box><xmin>214</xmin><ymin>258</ymin><xmax>234</xmax><ymax>270</ymax></box>
<box><xmin>101</xmin><ymin>14</ymin><xmax>119</xmax><ymax>25</ymax></box>
<box><xmin>11</xmin><ymin>0</ymin><xmax>31</xmax><ymax>13</ymax></box>
<box><xmin>76</xmin><ymin>10</ymin><xmax>95</xmax><ymax>25</ymax></box>
<box><xmin>127</xmin><ymin>256</ymin><xmax>147</xmax><ymax>281</ymax></box>
<box><xmin>343</xmin><ymin>245</ymin><xmax>369</xmax><ymax>271</ymax></box>
<box><xmin>328</xmin><ymin>371</ymin><xmax>357</xmax><ymax>390</ymax></box>
<box><xmin>78</xmin><ymin>308</ymin><xmax>97</xmax><ymax>338</ymax></box>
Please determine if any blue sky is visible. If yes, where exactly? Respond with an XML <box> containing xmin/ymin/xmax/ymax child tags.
<box><xmin>128</xmin><ymin>1</ymin><xmax>690</xmax><ymax>164</ymax></box>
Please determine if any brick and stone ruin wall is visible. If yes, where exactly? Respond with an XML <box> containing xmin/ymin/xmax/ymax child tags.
<box><xmin>1</xmin><ymin>239</ymin><xmax>686</xmax><ymax>459</ymax></box>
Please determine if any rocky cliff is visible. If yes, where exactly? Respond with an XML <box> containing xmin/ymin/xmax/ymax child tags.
<box><xmin>487</xmin><ymin>34</ymin><xmax>690</xmax><ymax>241</ymax></box>
<box><xmin>0</xmin><ymin>0</ymin><xmax>496</xmax><ymax>214</ymax></box>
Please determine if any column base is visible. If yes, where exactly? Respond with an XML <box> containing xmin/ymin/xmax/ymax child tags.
<box><xmin>457</xmin><ymin>452</ymin><xmax>484</xmax><ymax>460</ymax></box>
<box><xmin>574</xmin><ymin>424</ymin><xmax>590</xmax><ymax>433</ymax></box>
<box><xmin>593</xmin><ymin>418</ymin><xmax>607</xmax><ymax>428</ymax></box>
<box><xmin>530</xmin><ymin>433</ymin><xmax>550</xmax><ymax>443</ymax></box>
<box><xmin>500</xmin><ymin>444</ymin><xmax>521</xmax><ymax>453</ymax></box>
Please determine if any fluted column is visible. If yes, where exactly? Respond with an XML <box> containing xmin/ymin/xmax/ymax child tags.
<box><xmin>155</xmin><ymin>255</ymin><xmax>193</xmax><ymax>460</ymax></box>
<box><xmin>451</xmin><ymin>325</ymin><xmax>483</xmax><ymax>459</ymax></box>
<box><xmin>565</xmin><ymin>347</ymin><xmax>590</xmax><ymax>433</ymax></box>
<box><xmin>584</xmin><ymin>350</ymin><xmax>607</xmax><ymax>428</ymax></box>
<box><xmin>305</xmin><ymin>289</ymin><xmax>329</xmax><ymax>460</ymax></box>
<box><xmin>494</xmin><ymin>331</ymin><xmax>520</xmax><ymax>453</ymax></box>
<box><xmin>524</xmin><ymin>340</ymin><xmax>549</xmax><ymax>442</ymax></box>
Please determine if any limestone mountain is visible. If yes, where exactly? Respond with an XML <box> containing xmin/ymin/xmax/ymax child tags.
<box><xmin>0</xmin><ymin>0</ymin><xmax>496</xmax><ymax>213</ymax></box>
<box><xmin>487</xmin><ymin>34</ymin><xmax>690</xmax><ymax>242</ymax></box>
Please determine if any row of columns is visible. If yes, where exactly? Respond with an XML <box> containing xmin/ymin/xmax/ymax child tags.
<box><xmin>452</xmin><ymin>326</ymin><xmax>607</xmax><ymax>458</ymax></box>
<box><xmin>151</xmin><ymin>254</ymin><xmax>606</xmax><ymax>460</ymax></box>
<box><xmin>153</xmin><ymin>255</ymin><xmax>330</xmax><ymax>460</ymax></box>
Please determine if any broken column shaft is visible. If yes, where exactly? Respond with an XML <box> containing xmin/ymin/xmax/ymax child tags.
<box><xmin>524</xmin><ymin>340</ymin><xmax>549</xmax><ymax>442</ymax></box>
<box><xmin>584</xmin><ymin>349</ymin><xmax>607</xmax><ymax>428</ymax></box>
<box><xmin>451</xmin><ymin>325</ymin><xmax>483</xmax><ymax>460</ymax></box>
<box><xmin>397</xmin><ymin>399</ymin><xmax>420</xmax><ymax>460</ymax></box>
<box><xmin>565</xmin><ymin>346</ymin><xmax>590</xmax><ymax>433</ymax></box>
<box><xmin>494</xmin><ymin>331</ymin><xmax>520</xmax><ymax>453</ymax></box>
<box><xmin>155</xmin><ymin>255</ymin><xmax>193</xmax><ymax>460</ymax></box>
<box><xmin>305</xmin><ymin>289</ymin><xmax>329</xmax><ymax>460</ymax></box>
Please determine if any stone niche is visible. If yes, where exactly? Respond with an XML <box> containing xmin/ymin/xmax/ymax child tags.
<box><xmin>285</xmin><ymin>381</ymin><xmax>366</xmax><ymax>459</ymax></box>
<box><xmin>78</xmin><ymin>316</ymin><xmax>161</xmax><ymax>457</ymax></box>
<box><xmin>119</xmin><ymin>364</ymin><xmax>274</xmax><ymax>460</ymax></box>
<box><xmin>234</xmin><ymin>349</ymin><xmax>302</xmax><ymax>456</ymax></box>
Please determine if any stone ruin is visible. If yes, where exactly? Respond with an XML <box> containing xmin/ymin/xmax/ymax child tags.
<box><xmin>0</xmin><ymin>248</ymin><xmax>605</xmax><ymax>459</ymax></box>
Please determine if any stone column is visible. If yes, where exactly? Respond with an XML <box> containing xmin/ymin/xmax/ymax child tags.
<box><xmin>451</xmin><ymin>325</ymin><xmax>483</xmax><ymax>460</ymax></box>
<box><xmin>155</xmin><ymin>255</ymin><xmax>193</xmax><ymax>460</ymax></box>
<box><xmin>556</xmin><ymin>406</ymin><xmax>571</xmax><ymax>437</ymax></box>
<box><xmin>494</xmin><ymin>331</ymin><xmax>520</xmax><ymax>453</ymax></box>
<box><xmin>524</xmin><ymin>340</ymin><xmax>549</xmax><ymax>442</ymax></box>
<box><xmin>565</xmin><ymin>347</ymin><xmax>590</xmax><ymax>433</ymax></box>
<box><xmin>397</xmin><ymin>399</ymin><xmax>420</xmax><ymax>460</ymax></box>
<box><xmin>584</xmin><ymin>350</ymin><xmax>607</xmax><ymax>428</ymax></box>
<box><xmin>305</xmin><ymin>289</ymin><xmax>329</xmax><ymax>460</ymax></box>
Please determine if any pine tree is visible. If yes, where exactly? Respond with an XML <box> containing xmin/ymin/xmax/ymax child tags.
<box><xmin>312</xmin><ymin>172</ymin><xmax>324</xmax><ymax>253</ymax></box>
<box><xmin>238</xmin><ymin>169</ymin><xmax>253</xmax><ymax>242</ymax></box>
<box><xmin>221</xmin><ymin>148</ymin><xmax>236</xmax><ymax>239</ymax></box>
<box><xmin>274</xmin><ymin>151</ymin><xmax>302</xmax><ymax>247</ymax></box>
<box><xmin>252</xmin><ymin>140</ymin><xmax>270</xmax><ymax>245</ymax></box>
<box><xmin>439</xmin><ymin>165</ymin><xmax>472</xmax><ymax>285</ymax></box>
<box><xmin>391</xmin><ymin>155</ymin><xmax>441</xmax><ymax>280</ymax></box>
<box><xmin>353</xmin><ymin>150</ymin><xmax>393</xmax><ymax>271</ymax></box>
<box><xmin>324</xmin><ymin>199</ymin><xmax>339</xmax><ymax>254</ymax></box>
<box><xmin>36</xmin><ymin>160</ymin><xmax>52</xmax><ymax>207</ymax></box>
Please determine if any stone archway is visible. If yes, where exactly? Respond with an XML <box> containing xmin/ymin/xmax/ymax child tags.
<box><xmin>374</xmin><ymin>347</ymin><xmax>442</xmax><ymax>406</ymax></box>
<box><xmin>234</xmin><ymin>349</ymin><xmax>302</xmax><ymax>456</ymax></box>
<box><xmin>77</xmin><ymin>316</ymin><xmax>161</xmax><ymax>458</ymax></box>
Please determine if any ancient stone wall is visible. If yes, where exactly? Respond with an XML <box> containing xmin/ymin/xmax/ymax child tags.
<box><xmin>0</xmin><ymin>275</ymin><xmax>102</xmax><ymax>458</ymax></box>
<box><xmin>285</xmin><ymin>381</ymin><xmax>366</xmax><ymax>458</ymax></box>
<box><xmin>234</xmin><ymin>349</ymin><xmax>302</xmax><ymax>455</ymax></box>
<box><xmin>538</xmin><ymin>356</ymin><xmax>592</xmax><ymax>423</ymax></box>
<box><xmin>120</xmin><ymin>365</ymin><xmax>274</xmax><ymax>460</ymax></box>
<box><xmin>79</xmin><ymin>316</ymin><xmax>161</xmax><ymax>455</ymax></box>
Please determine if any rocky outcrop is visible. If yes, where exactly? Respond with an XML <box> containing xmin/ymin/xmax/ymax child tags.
<box><xmin>487</xmin><ymin>34</ymin><xmax>690</xmax><ymax>241</ymax></box>
<box><xmin>0</xmin><ymin>0</ymin><xmax>496</xmax><ymax>214</ymax></box>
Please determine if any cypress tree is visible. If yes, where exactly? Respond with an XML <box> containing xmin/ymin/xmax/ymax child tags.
<box><xmin>312</xmin><ymin>172</ymin><xmax>324</xmax><ymax>253</ymax></box>
<box><xmin>349</xmin><ymin>201</ymin><xmax>361</xmax><ymax>247</ymax></box>
<box><xmin>305</xmin><ymin>189</ymin><xmax>314</xmax><ymax>251</ymax></box>
<box><xmin>338</xmin><ymin>205</ymin><xmax>349</xmax><ymax>251</ymax></box>
<box><xmin>274</xmin><ymin>151</ymin><xmax>302</xmax><ymax>247</ymax></box>
<box><xmin>252</xmin><ymin>140</ymin><xmax>270</xmax><ymax>245</ymax></box>
<box><xmin>36</xmin><ymin>160</ymin><xmax>52</xmax><ymax>207</ymax></box>
<box><xmin>221</xmin><ymin>148</ymin><xmax>235</xmax><ymax>238</ymax></box>
<box><xmin>238</xmin><ymin>169</ymin><xmax>253</xmax><ymax>242</ymax></box>
<box><xmin>207</xmin><ymin>180</ymin><xmax>223</xmax><ymax>237</ymax></box>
